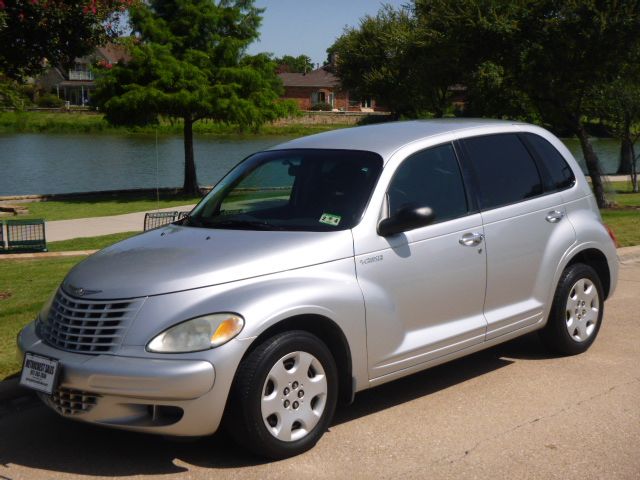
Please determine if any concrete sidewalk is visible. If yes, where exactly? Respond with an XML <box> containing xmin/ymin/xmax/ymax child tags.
<box><xmin>45</xmin><ymin>205</ymin><xmax>195</xmax><ymax>242</ymax></box>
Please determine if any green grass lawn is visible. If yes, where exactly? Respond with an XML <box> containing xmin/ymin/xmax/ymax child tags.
<box><xmin>602</xmin><ymin>181</ymin><xmax>640</xmax><ymax>247</ymax></box>
<box><xmin>0</xmin><ymin>257</ymin><xmax>84</xmax><ymax>379</ymax></box>
<box><xmin>18</xmin><ymin>195</ymin><xmax>199</xmax><ymax>221</ymax></box>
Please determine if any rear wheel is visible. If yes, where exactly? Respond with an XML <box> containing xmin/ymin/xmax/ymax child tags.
<box><xmin>226</xmin><ymin>331</ymin><xmax>338</xmax><ymax>459</ymax></box>
<box><xmin>540</xmin><ymin>263</ymin><xmax>604</xmax><ymax>355</ymax></box>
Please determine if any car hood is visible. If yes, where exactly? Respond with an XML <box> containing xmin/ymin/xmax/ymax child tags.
<box><xmin>63</xmin><ymin>225</ymin><xmax>355</xmax><ymax>299</ymax></box>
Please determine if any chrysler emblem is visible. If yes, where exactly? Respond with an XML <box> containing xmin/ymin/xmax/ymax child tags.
<box><xmin>67</xmin><ymin>284</ymin><xmax>102</xmax><ymax>297</ymax></box>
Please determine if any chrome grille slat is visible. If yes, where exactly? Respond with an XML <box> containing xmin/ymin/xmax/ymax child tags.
<box><xmin>51</xmin><ymin>304</ymin><xmax>138</xmax><ymax>315</ymax></box>
<box><xmin>40</xmin><ymin>288</ymin><xmax>144</xmax><ymax>354</ymax></box>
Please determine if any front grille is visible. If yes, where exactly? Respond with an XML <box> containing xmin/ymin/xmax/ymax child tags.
<box><xmin>40</xmin><ymin>288</ymin><xmax>144</xmax><ymax>354</ymax></box>
<box><xmin>43</xmin><ymin>387</ymin><xmax>100</xmax><ymax>416</ymax></box>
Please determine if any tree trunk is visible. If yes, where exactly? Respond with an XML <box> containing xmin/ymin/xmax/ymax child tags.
<box><xmin>182</xmin><ymin>117</ymin><xmax>199</xmax><ymax>196</ymax></box>
<box><xmin>631</xmin><ymin>141</ymin><xmax>639</xmax><ymax>193</ymax></box>
<box><xmin>575</xmin><ymin>123</ymin><xmax>608</xmax><ymax>208</ymax></box>
<box><xmin>617</xmin><ymin>132</ymin><xmax>634</xmax><ymax>175</ymax></box>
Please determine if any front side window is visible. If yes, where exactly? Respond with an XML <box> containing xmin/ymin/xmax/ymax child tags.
<box><xmin>387</xmin><ymin>143</ymin><xmax>468</xmax><ymax>223</ymax></box>
<box><xmin>462</xmin><ymin>133</ymin><xmax>543</xmax><ymax>210</ymax></box>
<box><xmin>186</xmin><ymin>149</ymin><xmax>383</xmax><ymax>231</ymax></box>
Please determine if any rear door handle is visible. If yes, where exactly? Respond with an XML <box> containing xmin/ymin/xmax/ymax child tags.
<box><xmin>545</xmin><ymin>210</ymin><xmax>565</xmax><ymax>223</ymax></box>
<box><xmin>459</xmin><ymin>232</ymin><xmax>484</xmax><ymax>247</ymax></box>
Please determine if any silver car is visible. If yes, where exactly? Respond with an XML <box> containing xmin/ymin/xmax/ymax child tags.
<box><xmin>18</xmin><ymin>119</ymin><xmax>618</xmax><ymax>459</ymax></box>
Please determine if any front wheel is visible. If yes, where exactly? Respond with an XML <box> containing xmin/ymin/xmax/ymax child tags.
<box><xmin>226</xmin><ymin>331</ymin><xmax>338</xmax><ymax>459</ymax></box>
<box><xmin>540</xmin><ymin>263</ymin><xmax>604</xmax><ymax>355</ymax></box>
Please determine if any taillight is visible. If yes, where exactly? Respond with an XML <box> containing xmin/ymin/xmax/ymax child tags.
<box><xmin>604</xmin><ymin>223</ymin><xmax>619</xmax><ymax>247</ymax></box>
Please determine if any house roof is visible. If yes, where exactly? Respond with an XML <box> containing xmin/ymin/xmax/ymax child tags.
<box><xmin>95</xmin><ymin>44</ymin><xmax>132</xmax><ymax>64</ymax></box>
<box><xmin>278</xmin><ymin>68</ymin><xmax>340</xmax><ymax>88</ymax></box>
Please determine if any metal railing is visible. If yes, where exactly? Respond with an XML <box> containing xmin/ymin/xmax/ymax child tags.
<box><xmin>2</xmin><ymin>219</ymin><xmax>47</xmax><ymax>252</ymax></box>
<box><xmin>68</xmin><ymin>71</ymin><xmax>94</xmax><ymax>81</ymax></box>
<box><xmin>143</xmin><ymin>211</ymin><xmax>189</xmax><ymax>231</ymax></box>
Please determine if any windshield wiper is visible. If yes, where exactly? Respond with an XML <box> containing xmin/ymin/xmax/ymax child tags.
<box><xmin>202</xmin><ymin>218</ymin><xmax>283</xmax><ymax>231</ymax></box>
<box><xmin>184</xmin><ymin>216</ymin><xmax>204</xmax><ymax>228</ymax></box>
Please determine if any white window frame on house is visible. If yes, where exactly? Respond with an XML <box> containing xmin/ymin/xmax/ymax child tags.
<box><xmin>69</xmin><ymin>61</ymin><xmax>94</xmax><ymax>81</ymax></box>
<box><xmin>361</xmin><ymin>97</ymin><xmax>372</xmax><ymax>109</ymax></box>
<box><xmin>311</xmin><ymin>91</ymin><xmax>326</xmax><ymax>105</ymax></box>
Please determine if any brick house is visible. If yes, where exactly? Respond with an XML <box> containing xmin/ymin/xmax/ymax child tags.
<box><xmin>278</xmin><ymin>67</ymin><xmax>380</xmax><ymax>112</ymax></box>
<box><xmin>36</xmin><ymin>44</ymin><xmax>131</xmax><ymax>106</ymax></box>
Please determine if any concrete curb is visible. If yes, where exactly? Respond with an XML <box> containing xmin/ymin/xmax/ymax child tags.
<box><xmin>618</xmin><ymin>245</ymin><xmax>640</xmax><ymax>264</ymax></box>
<box><xmin>0</xmin><ymin>250</ymin><xmax>98</xmax><ymax>260</ymax></box>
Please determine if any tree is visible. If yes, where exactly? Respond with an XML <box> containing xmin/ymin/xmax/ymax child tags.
<box><xmin>331</xmin><ymin>0</ymin><xmax>640</xmax><ymax>207</ymax></box>
<box><xmin>274</xmin><ymin>54</ymin><xmax>313</xmax><ymax>73</ymax></box>
<box><xmin>499</xmin><ymin>0</ymin><xmax>640</xmax><ymax>208</ymax></box>
<box><xmin>589</xmin><ymin>79</ymin><xmax>640</xmax><ymax>192</ymax></box>
<box><xmin>94</xmin><ymin>0</ymin><xmax>295</xmax><ymax>195</ymax></box>
<box><xmin>416</xmin><ymin>0</ymin><xmax>640</xmax><ymax>208</ymax></box>
<box><xmin>0</xmin><ymin>0</ymin><xmax>133</xmax><ymax>79</ymax></box>
<box><xmin>328</xmin><ymin>6</ymin><xmax>422</xmax><ymax>118</ymax></box>
<box><xmin>329</xmin><ymin>1</ymin><xmax>523</xmax><ymax>118</ymax></box>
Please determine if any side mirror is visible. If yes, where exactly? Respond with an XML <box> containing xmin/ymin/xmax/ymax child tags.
<box><xmin>377</xmin><ymin>205</ymin><xmax>435</xmax><ymax>237</ymax></box>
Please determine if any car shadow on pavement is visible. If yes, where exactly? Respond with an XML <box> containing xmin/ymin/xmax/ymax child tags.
<box><xmin>0</xmin><ymin>333</ymin><xmax>552</xmax><ymax>475</ymax></box>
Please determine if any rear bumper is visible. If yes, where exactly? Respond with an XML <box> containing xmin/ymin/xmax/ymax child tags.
<box><xmin>17</xmin><ymin>322</ymin><xmax>235</xmax><ymax>436</ymax></box>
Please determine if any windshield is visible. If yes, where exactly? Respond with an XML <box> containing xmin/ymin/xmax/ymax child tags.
<box><xmin>185</xmin><ymin>149</ymin><xmax>383</xmax><ymax>231</ymax></box>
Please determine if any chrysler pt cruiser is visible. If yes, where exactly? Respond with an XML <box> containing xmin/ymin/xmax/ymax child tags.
<box><xmin>18</xmin><ymin>120</ymin><xmax>618</xmax><ymax>459</ymax></box>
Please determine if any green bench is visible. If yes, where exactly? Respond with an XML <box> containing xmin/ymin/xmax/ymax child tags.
<box><xmin>1</xmin><ymin>219</ymin><xmax>47</xmax><ymax>252</ymax></box>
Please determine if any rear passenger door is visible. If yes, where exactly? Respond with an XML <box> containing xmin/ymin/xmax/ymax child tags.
<box><xmin>459</xmin><ymin>133</ymin><xmax>576</xmax><ymax>340</ymax></box>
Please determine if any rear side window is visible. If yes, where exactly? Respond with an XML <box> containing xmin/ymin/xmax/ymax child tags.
<box><xmin>463</xmin><ymin>134</ymin><xmax>543</xmax><ymax>210</ymax></box>
<box><xmin>387</xmin><ymin>143</ymin><xmax>468</xmax><ymax>224</ymax></box>
<box><xmin>521</xmin><ymin>133</ymin><xmax>575</xmax><ymax>192</ymax></box>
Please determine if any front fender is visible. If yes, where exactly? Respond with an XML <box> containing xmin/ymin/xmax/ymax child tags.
<box><xmin>123</xmin><ymin>258</ymin><xmax>368</xmax><ymax>391</ymax></box>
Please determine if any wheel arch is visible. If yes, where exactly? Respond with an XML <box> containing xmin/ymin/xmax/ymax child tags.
<box><xmin>565</xmin><ymin>248</ymin><xmax>611</xmax><ymax>299</ymax></box>
<box><xmin>238</xmin><ymin>314</ymin><xmax>354</xmax><ymax>405</ymax></box>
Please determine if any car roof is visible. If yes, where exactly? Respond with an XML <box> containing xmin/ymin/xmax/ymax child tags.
<box><xmin>269</xmin><ymin>118</ymin><xmax>524</xmax><ymax>161</ymax></box>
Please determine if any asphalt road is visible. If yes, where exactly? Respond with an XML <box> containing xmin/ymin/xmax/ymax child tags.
<box><xmin>1</xmin><ymin>262</ymin><xmax>638</xmax><ymax>480</ymax></box>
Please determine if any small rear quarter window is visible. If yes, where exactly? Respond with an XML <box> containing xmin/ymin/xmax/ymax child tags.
<box><xmin>522</xmin><ymin>133</ymin><xmax>575</xmax><ymax>192</ymax></box>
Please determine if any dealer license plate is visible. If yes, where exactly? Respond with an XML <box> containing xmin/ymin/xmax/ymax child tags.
<box><xmin>20</xmin><ymin>353</ymin><xmax>60</xmax><ymax>395</ymax></box>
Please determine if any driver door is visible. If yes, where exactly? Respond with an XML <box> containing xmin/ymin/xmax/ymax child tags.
<box><xmin>354</xmin><ymin>143</ymin><xmax>488</xmax><ymax>379</ymax></box>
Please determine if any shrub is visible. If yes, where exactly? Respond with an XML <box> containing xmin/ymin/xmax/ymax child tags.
<box><xmin>310</xmin><ymin>102</ymin><xmax>332</xmax><ymax>111</ymax></box>
<box><xmin>37</xmin><ymin>94</ymin><xmax>64</xmax><ymax>108</ymax></box>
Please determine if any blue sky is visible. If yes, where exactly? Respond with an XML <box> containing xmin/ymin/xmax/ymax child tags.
<box><xmin>247</xmin><ymin>0</ymin><xmax>409</xmax><ymax>67</ymax></box>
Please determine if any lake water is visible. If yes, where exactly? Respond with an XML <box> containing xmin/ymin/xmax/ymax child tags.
<box><xmin>0</xmin><ymin>133</ymin><xmax>623</xmax><ymax>196</ymax></box>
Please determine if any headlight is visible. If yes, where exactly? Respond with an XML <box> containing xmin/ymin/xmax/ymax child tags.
<box><xmin>147</xmin><ymin>313</ymin><xmax>244</xmax><ymax>353</ymax></box>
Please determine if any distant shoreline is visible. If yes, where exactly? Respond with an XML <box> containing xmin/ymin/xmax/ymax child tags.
<box><xmin>0</xmin><ymin>110</ymin><xmax>374</xmax><ymax>136</ymax></box>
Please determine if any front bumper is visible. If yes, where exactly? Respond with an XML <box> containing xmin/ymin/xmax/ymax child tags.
<box><xmin>18</xmin><ymin>322</ymin><xmax>235</xmax><ymax>436</ymax></box>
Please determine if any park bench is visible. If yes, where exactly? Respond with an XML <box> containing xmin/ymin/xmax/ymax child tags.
<box><xmin>2</xmin><ymin>219</ymin><xmax>47</xmax><ymax>252</ymax></box>
<box><xmin>143</xmin><ymin>211</ymin><xmax>190</xmax><ymax>231</ymax></box>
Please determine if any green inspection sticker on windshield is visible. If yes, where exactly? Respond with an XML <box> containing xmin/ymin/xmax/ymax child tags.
<box><xmin>319</xmin><ymin>213</ymin><xmax>342</xmax><ymax>226</ymax></box>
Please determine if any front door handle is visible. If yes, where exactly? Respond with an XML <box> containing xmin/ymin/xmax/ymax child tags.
<box><xmin>545</xmin><ymin>210</ymin><xmax>565</xmax><ymax>223</ymax></box>
<box><xmin>459</xmin><ymin>232</ymin><xmax>484</xmax><ymax>247</ymax></box>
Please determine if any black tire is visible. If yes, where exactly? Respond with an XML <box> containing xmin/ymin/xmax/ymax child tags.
<box><xmin>226</xmin><ymin>330</ymin><xmax>338</xmax><ymax>459</ymax></box>
<box><xmin>539</xmin><ymin>263</ymin><xmax>604</xmax><ymax>355</ymax></box>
